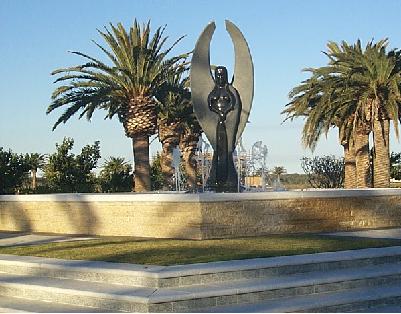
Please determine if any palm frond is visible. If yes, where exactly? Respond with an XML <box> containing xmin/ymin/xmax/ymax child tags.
<box><xmin>48</xmin><ymin>20</ymin><xmax>188</xmax><ymax>131</ymax></box>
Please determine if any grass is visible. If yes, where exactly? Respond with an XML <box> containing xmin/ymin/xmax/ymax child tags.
<box><xmin>0</xmin><ymin>234</ymin><xmax>401</xmax><ymax>266</ymax></box>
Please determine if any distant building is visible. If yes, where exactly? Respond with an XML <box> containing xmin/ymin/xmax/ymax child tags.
<box><xmin>245</xmin><ymin>175</ymin><xmax>262</xmax><ymax>188</ymax></box>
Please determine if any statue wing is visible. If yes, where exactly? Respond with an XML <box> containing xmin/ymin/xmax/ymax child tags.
<box><xmin>225</xmin><ymin>20</ymin><xmax>254</xmax><ymax>145</ymax></box>
<box><xmin>190</xmin><ymin>22</ymin><xmax>218</xmax><ymax>150</ymax></box>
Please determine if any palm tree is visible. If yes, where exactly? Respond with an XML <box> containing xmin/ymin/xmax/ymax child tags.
<box><xmin>47</xmin><ymin>20</ymin><xmax>187</xmax><ymax>192</ymax></box>
<box><xmin>156</xmin><ymin>68</ymin><xmax>191</xmax><ymax>190</ymax></box>
<box><xmin>327</xmin><ymin>39</ymin><xmax>401</xmax><ymax>187</ymax></box>
<box><xmin>100</xmin><ymin>157</ymin><xmax>132</xmax><ymax>192</ymax></box>
<box><xmin>272</xmin><ymin>166</ymin><xmax>286</xmax><ymax>185</ymax></box>
<box><xmin>156</xmin><ymin>68</ymin><xmax>202</xmax><ymax>191</ymax></box>
<box><xmin>25</xmin><ymin>153</ymin><xmax>45</xmax><ymax>190</ymax></box>
<box><xmin>284</xmin><ymin>39</ymin><xmax>401</xmax><ymax>188</ymax></box>
<box><xmin>347</xmin><ymin>41</ymin><xmax>401</xmax><ymax>187</ymax></box>
<box><xmin>283</xmin><ymin>64</ymin><xmax>360</xmax><ymax>188</ymax></box>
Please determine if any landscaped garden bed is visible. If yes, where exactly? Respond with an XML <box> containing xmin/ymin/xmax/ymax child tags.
<box><xmin>1</xmin><ymin>234</ymin><xmax>401</xmax><ymax>265</ymax></box>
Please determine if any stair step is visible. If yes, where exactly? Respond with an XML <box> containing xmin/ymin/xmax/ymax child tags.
<box><xmin>146</xmin><ymin>262</ymin><xmax>401</xmax><ymax>312</ymax></box>
<box><xmin>154</xmin><ymin>261</ymin><xmax>401</xmax><ymax>302</ymax></box>
<box><xmin>201</xmin><ymin>282</ymin><xmax>401</xmax><ymax>313</ymax></box>
<box><xmin>0</xmin><ymin>254</ymin><xmax>163</xmax><ymax>287</ymax></box>
<box><xmin>1</xmin><ymin>246</ymin><xmax>401</xmax><ymax>288</ymax></box>
<box><xmin>0</xmin><ymin>272</ymin><xmax>156</xmax><ymax>312</ymax></box>
<box><xmin>0</xmin><ymin>260</ymin><xmax>400</xmax><ymax>312</ymax></box>
<box><xmin>0</xmin><ymin>295</ymin><xmax>114</xmax><ymax>313</ymax></box>
<box><xmin>352</xmin><ymin>304</ymin><xmax>401</xmax><ymax>313</ymax></box>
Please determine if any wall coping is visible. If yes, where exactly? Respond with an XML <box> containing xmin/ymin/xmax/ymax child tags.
<box><xmin>1</xmin><ymin>188</ymin><xmax>401</xmax><ymax>203</ymax></box>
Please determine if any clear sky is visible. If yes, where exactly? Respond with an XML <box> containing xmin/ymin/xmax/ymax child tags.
<box><xmin>1</xmin><ymin>0</ymin><xmax>401</xmax><ymax>173</ymax></box>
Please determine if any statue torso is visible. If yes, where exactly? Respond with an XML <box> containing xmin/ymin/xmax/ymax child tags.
<box><xmin>208</xmin><ymin>85</ymin><xmax>236</xmax><ymax>121</ymax></box>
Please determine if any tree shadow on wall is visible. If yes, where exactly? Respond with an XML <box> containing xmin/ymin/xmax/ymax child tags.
<box><xmin>61</xmin><ymin>194</ymin><xmax>100</xmax><ymax>236</ymax></box>
<box><xmin>0</xmin><ymin>194</ymin><xmax>100</xmax><ymax>237</ymax></box>
<box><xmin>1</xmin><ymin>200</ymin><xmax>32</xmax><ymax>233</ymax></box>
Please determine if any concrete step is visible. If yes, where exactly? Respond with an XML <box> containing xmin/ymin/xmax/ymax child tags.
<box><xmin>0</xmin><ymin>260</ymin><xmax>401</xmax><ymax>312</ymax></box>
<box><xmin>0</xmin><ymin>254</ymin><xmax>164</xmax><ymax>287</ymax></box>
<box><xmin>2</xmin><ymin>246</ymin><xmax>401</xmax><ymax>288</ymax></box>
<box><xmin>201</xmin><ymin>282</ymin><xmax>401</xmax><ymax>312</ymax></box>
<box><xmin>150</xmin><ymin>262</ymin><xmax>401</xmax><ymax>312</ymax></box>
<box><xmin>0</xmin><ymin>272</ymin><xmax>153</xmax><ymax>312</ymax></box>
<box><xmin>0</xmin><ymin>295</ymin><xmax>115</xmax><ymax>313</ymax></box>
<box><xmin>352</xmin><ymin>304</ymin><xmax>401</xmax><ymax>313</ymax></box>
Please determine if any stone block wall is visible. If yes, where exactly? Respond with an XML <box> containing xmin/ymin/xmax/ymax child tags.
<box><xmin>0</xmin><ymin>196</ymin><xmax>203</xmax><ymax>239</ymax></box>
<box><xmin>199</xmin><ymin>195</ymin><xmax>401</xmax><ymax>238</ymax></box>
<box><xmin>1</xmin><ymin>189</ymin><xmax>401</xmax><ymax>239</ymax></box>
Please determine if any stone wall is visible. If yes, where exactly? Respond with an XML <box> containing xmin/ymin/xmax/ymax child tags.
<box><xmin>1</xmin><ymin>189</ymin><xmax>401</xmax><ymax>239</ymax></box>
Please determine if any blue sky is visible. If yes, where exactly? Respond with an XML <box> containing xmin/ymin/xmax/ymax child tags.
<box><xmin>1</xmin><ymin>0</ymin><xmax>401</xmax><ymax>173</ymax></box>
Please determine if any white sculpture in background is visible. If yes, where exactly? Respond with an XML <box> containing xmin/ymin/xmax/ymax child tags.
<box><xmin>196</xmin><ymin>136</ymin><xmax>270</xmax><ymax>193</ymax></box>
<box><xmin>172</xmin><ymin>147</ymin><xmax>184</xmax><ymax>192</ymax></box>
<box><xmin>251</xmin><ymin>141</ymin><xmax>268</xmax><ymax>191</ymax></box>
<box><xmin>196</xmin><ymin>136</ymin><xmax>212</xmax><ymax>192</ymax></box>
<box><xmin>235</xmin><ymin>137</ymin><xmax>248</xmax><ymax>192</ymax></box>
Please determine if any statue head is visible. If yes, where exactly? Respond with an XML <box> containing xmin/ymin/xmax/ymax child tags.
<box><xmin>214</xmin><ymin>66</ymin><xmax>228</xmax><ymax>87</ymax></box>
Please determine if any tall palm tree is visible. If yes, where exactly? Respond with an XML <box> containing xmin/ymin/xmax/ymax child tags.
<box><xmin>156</xmin><ymin>68</ymin><xmax>191</xmax><ymax>190</ymax></box>
<box><xmin>283</xmin><ymin>64</ymin><xmax>360</xmax><ymax>188</ymax></box>
<box><xmin>327</xmin><ymin>39</ymin><xmax>401</xmax><ymax>187</ymax></box>
<box><xmin>47</xmin><ymin>20</ymin><xmax>187</xmax><ymax>192</ymax></box>
<box><xmin>156</xmin><ymin>69</ymin><xmax>202</xmax><ymax>191</ymax></box>
<box><xmin>284</xmin><ymin>39</ymin><xmax>401</xmax><ymax>188</ymax></box>
<box><xmin>25</xmin><ymin>153</ymin><xmax>45</xmax><ymax>190</ymax></box>
<box><xmin>345</xmin><ymin>41</ymin><xmax>401</xmax><ymax>187</ymax></box>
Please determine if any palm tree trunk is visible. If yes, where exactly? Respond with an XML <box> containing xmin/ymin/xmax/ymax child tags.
<box><xmin>160</xmin><ymin>140</ymin><xmax>176</xmax><ymax>190</ymax></box>
<box><xmin>179</xmin><ymin>134</ymin><xmax>200</xmax><ymax>192</ymax></box>
<box><xmin>31</xmin><ymin>169</ymin><xmax>37</xmax><ymax>190</ymax></box>
<box><xmin>132</xmin><ymin>135</ymin><xmax>151</xmax><ymax>192</ymax></box>
<box><xmin>373</xmin><ymin>118</ymin><xmax>390</xmax><ymax>188</ymax></box>
<box><xmin>181</xmin><ymin>149</ymin><xmax>197</xmax><ymax>191</ymax></box>
<box><xmin>354</xmin><ymin>128</ymin><xmax>371</xmax><ymax>188</ymax></box>
<box><xmin>182</xmin><ymin>149</ymin><xmax>197</xmax><ymax>191</ymax></box>
<box><xmin>339</xmin><ymin>123</ymin><xmax>356</xmax><ymax>189</ymax></box>
<box><xmin>158</xmin><ymin>120</ymin><xmax>180</xmax><ymax>191</ymax></box>
<box><xmin>343</xmin><ymin>142</ymin><xmax>356</xmax><ymax>189</ymax></box>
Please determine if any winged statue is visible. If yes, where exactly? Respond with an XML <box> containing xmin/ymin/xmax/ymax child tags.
<box><xmin>190</xmin><ymin>20</ymin><xmax>254</xmax><ymax>192</ymax></box>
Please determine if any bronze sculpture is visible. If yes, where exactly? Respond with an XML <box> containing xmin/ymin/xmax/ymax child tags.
<box><xmin>191</xmin><ymin>20</ymin><xmax>254</xmax><ymax>192</ymax></box>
